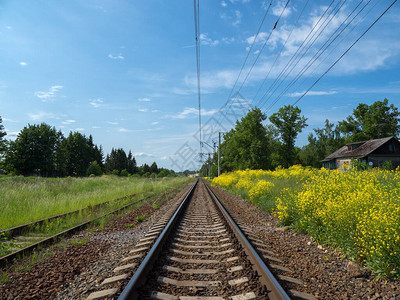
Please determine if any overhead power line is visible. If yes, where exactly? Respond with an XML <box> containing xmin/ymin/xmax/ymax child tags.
<box><xmin>193</xmin><ymin>0</ymin><xmax>202</xmax><ymax>156</ymax></box>
<box><xmin>292</xmin><ymin>0</ymin><xmax>398</xmax><ymax>106</ymax></box>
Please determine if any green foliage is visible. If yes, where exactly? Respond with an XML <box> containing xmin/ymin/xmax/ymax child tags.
<box><xmin>158</xmin><ymin>169</ymin><xmax>170</xmax><ymax>177</ymax></box>
<box><xmin>220</xmin><ymin>108</ymin><xmax>275</xmax><ymax>172</ymax></box>
<box><xmin>0</xmin><ymin>116</ymin><xmax>6</xmax><ymax>153</ymax></box>
<box><xmin>0</xmin><ymin>272</ymin><xmax>12</xmax><ymax>283</ymax></box>
<box><xmin>299</xmin><ymin>120</ymin><xmax>345</xmax><ymax>167</ymax></box>
<box><xmin>269</xmin><ymin>105</ymin><xmax>308</xmax><ymax>168</ymax></box>
<box><xmin>120</xmin><ymin>169</ymin><xmax>129</xmax><ymax>177</ymax></box>
<box><xmin>86</xmin><ymin>161</ymin><xmax>103</xmax><ymax>176</ymax></box>
<box><xmin>150</xmin><ymin>162</ymin><xmax>158</xmax><ymax>174</ymax></box>
<box><xmin>381</xmin><ymin>160</ymin><xmax>394</xmax><ymax>171</ymax></box>
<box><xmin>70</xmin><ymin>237</ymin><xmax>89</xmax><ymax>246</ymax></box>
<box><xmin>339</xmin><ymin>99</ymin><xmax>400</xmax><ymax>142</ymax></box>
<box><xmin>111</xmin><ymin>169</ymin><xmax>120</xmax><ymax>176</ymax></box>
<box><xmin>351</xmin><ymin>159</ymin><xmax>371</xmax><ymax>171</ymax></box>
<box><xmin>4</xmin><ymin>123</ymin><xmax>62</xmax><ymax>176</ymax></box>
<box><xmin>136</xmin><ymin>214</ymin><xmax>148</xmax><ymax>222</ymax></box>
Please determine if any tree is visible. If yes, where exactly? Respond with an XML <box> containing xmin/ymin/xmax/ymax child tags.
<box><xmin>62</xmin><ymin>132</ymin><xmax>92</xmax><ymax>176</ymax></box>
<box><xmin>0</xmin><ymin>117</ymin><xmax>7</xmax><ymax>168</ymax></box>
<box><xmin>269</xmin><ymin>105</ymin><xmax>308</xmax><ymax>167</ymax></box>
<box><xmin>127</xmin><ymin>150</ymin><xmax>137</xmax><ymax>174</ymax></box>
<box><xmin>221</xmin><ymin>108</ymin><xmax>275</xmax><ymax>171</ymax></box>
<box><xmin>142</xmin><ymin>163</ymin><xmax>151</xmax><ymax>174</ymax></box>
<box><xmin>299</xmin><ymin>120</ymin><xmax>345</xmax><ymax>167</ymax></box>
<box><xmin>0</xmin><ymin>116</ymin><xmax>6</xmax><ymax>151</ymax></box>
<box><xmin>150</xmin><ymin>162</ymin><xmax>158</xmax><ymax>174</ymax></box>
<box><xmin>5</xmin><ymin>123</ymin><xmax>62</xmax><ymax>176</ymax></box>
<box><xmin>105</xmin><ymin>148</ymin><xmax>128</xmax><ymax>173</ymax></box>
<box><xmin>338</xmin><ymin>99</ymin><xmax>400</xmax><ymax>142</ymax></box>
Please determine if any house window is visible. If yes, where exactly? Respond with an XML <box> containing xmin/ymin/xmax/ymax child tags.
<box><xmin>389</xmin><ymin>144</ymin><xmax>394</xmax><ymax>152</ymax></box>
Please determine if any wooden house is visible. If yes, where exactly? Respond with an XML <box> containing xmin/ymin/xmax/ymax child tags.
<box><xmin>321</xmin><ymin>137</ymin><xmax>400</xmax><ymax>169</ymax></box>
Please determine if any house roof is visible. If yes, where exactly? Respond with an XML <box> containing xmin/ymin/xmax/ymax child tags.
<box><xmin>321</xmin><ymin>136</ymin><xmax>396</xmax><ymax>162</ymax></box>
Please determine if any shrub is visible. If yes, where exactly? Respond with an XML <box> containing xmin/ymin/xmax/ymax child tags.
<box><xmin>120</xmin><ymin>169</ymin><xmax>129</xmax><ymax>177</ymax></box>
<box><xmin>86</xmin><ymin>161</ymin><xmax>102</xmax><ymax>176</ymax></box>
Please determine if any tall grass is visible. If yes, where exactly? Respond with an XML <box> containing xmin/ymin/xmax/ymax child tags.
<box><xmin>0</xmin><ymin>175</ymin><xmax>192</xmax><ymax>230</ymax></box>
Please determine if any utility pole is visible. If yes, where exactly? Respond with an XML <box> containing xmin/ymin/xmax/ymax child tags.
<box><xmin>208</xmin><ymin>153</ymin><xmax>211</xmax><ymax>178</ymax></box>
<box><xmin>218</xmin><ymin>132</ymin><xmax>221</xmax><ymax>177</ymax></box>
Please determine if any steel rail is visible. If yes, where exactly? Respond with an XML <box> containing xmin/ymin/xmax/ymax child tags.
<box><xmin>204</xmin><ymin>181</ymin><xmax>291</xmax><ymax>300</ymax></box>
<box><xmin>0</xmin><ymin>193</ymin><xmax>141</xmax><ymax>239</ymax></box>
<box><xmin>0</xmin><ymin>194</ymin><xmax>153</xmax><ymax>268</ymax></box>
<box><xmin>118</xmin><ymin>179</ymin><xmax>198</xmax><ymax>300</ymax></box>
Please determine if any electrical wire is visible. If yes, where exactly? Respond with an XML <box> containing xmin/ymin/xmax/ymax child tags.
<box><xmin>264</xmin><ymin>0</ymin><xmax>371</xmax><ymax>112</ymax></box>
<box><xmin>194</xmin><ymin>0</ymin><xmax>202</xmax><ymax>158</ymax></box>
<box><xmin>292</xmin><ymin>0</ymin><xmax>398</xmax><ymax>106</ymax></box>
<box><xmin>254</xmin><ymin>0</ymin><xmax>337</xmax><ymax>108</ymax></box>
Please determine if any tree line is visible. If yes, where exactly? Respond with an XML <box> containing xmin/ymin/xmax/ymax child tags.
<box><xmin>0</xmin><ymin>121</ymin><xmax>176</xmax><ymax>177</ymax></box>
<box><xmin>200</xmin><ymin>98</ymin><xmax>400</xmax><ymax>176</ymax></box>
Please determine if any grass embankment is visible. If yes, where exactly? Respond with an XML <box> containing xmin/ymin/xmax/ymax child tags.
<box><xmin>0</xmin><ymin>175</ymin><xmax>192</xmax><ymax>230</ymax></box>
<box><xmin>212</xmin><ymin>166</ymin><xmax>400</xmax><ymax>278</ymax></box>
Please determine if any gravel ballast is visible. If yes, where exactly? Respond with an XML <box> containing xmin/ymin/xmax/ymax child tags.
<box><xmin>1</xmin><ymin>180</ymin><xmax>398</xmax><ymax>299</ymax></box>
<box><xmin>209</xmin><ymin>183</ymin><xmax>400</xmax><ymax>299</ymax></box>
<box><xmin>0</xmin><ymin>182</ymin><xmax>193</xmax><ymax>300</ymax></box>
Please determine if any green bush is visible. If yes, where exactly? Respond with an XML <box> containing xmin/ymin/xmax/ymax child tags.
<box><xmin>111</xmin><ymin>169</ymin><xmax>120</xmax><ymax>176</ymax></box>
<box><xmin>381</xmin><ymin>160</ymin><xmax>394</xmax><ymax>171</ymax></box>
<box><xmin>86</xmin><ymin>161</ymin><xmax>102</xmax><ymax>176</ymax></box>
<box><xmin>120</xmin><ymin>169</ymin><xmax>129</xmax><ymax>177</ymax></box>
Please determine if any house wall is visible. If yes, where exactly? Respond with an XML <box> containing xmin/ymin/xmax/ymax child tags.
<box><xmin>336</xmin><ymin>159</ymin><xmax>352</xmax><ymax>170</ymax></box>
<box><xmin>373</xmin><ymin>140</ymin><xmax>400</xmax><ymax>155</ymax></box>
<box><xmin>368</xmin><ymin>156</ymin><xmax>400</xmax><ymax>168</ymax></box>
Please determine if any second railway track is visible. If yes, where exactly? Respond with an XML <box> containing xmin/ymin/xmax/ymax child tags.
<box><xmin>87</xmin><ymin>180</ymin><xmax>315</xmax><ymax>300</ymax></box>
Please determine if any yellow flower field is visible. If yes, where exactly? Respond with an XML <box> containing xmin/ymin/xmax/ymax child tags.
<box><xmin>212</xmin><ymin>166</ymin><xmax>400</xmax><ymax>277</ymax></box>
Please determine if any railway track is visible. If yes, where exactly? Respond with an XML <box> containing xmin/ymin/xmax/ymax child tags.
<box><xmin>86</xmin><ymin>180</ymin><xmax>315</xmax><ymax>300</ymax></box>
<box><xmin>0</xmin><ymin>187</ymin><xmax>179</xmax><ymax>268</ymax></box>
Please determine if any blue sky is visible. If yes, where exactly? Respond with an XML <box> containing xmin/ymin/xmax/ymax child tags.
<box><xmin>1</xmin><ymin>0</ymin><xmax>399</xmax><ymax>171</ymax></box>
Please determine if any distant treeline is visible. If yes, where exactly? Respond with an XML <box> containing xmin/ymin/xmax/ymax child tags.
<box><xmin>0</xmin><ymin>121</ymin><xmax>177</xmax><ymax>177</ymax></box>
<box><xmin>200</xmin><ymin>99</ymin><xmax>400</xmax><ymax>176</ymax></box>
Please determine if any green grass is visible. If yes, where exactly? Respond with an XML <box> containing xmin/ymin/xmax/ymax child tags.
<box><xmin>0</xmin><ymin>175</ymin><xmax>193</xmax><ymax>230</ymax></box>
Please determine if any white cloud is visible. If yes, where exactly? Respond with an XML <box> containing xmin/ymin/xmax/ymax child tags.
<box><xmin>89</xmin><ymin>98</ymin><xmax>103</xmax><ymax>108</ymax></box>
<box><xmin>167</xmin><ymin>107</ymin><xmax>220</xmax><ymax>119</ymax></box>
<box><xmin>246</xmin><ymin>32</ymin><xmax>270</xmax><ymax>45</ymax></box>
<box><xmin>76</xmin><ymin>128</ymin><xmax>85</xmax><ymax>131</ymax></box>
<box><xmin>92</xmin><ymin>126</ymin><xmax>100</xmax><ymax>129</ymax></box>
<box><xmin>6</xmin><ymin>26</ymin><xmax>12</xmax><ymax>30</ymax></box>
<box><xmin>134</xmin><ymin>152</ymin><xmax>154</xmax><ymax>157</ymax></box>
<box><xmin>107</xmin><ymin>121</ymin><xmax>118</xmax><ymax>125</ymax></box>
<box><xmin>27</xmin><ymin>111</ymin><xmax>60</xmax><ymax>121</ymax></box>
<box><xmin>221</xmin><ymin>1</ymin><xmax>227</xmax><ymax>7</ymax></box>
<box><xmin>5</xmin><ymin>130</ymin><xmax>19</xmax><ymax>140</ymax></box>
<box><xmin>108</xmin><ymin>53</ymin><xmax>124</xmax><ymax>60</ymax></box>
<box><xmin>200</xmin><ymin>33</ymin><xmax>220</xmax><ymax>47</ymax></box>
<box><xmin>184</xmin><ymin>69</ymin><xmax>237</xmax><ymax>90</ymax></box>
<box><xmin>221</xmin><ymin>37</ymin><xmax>235</xmax><ymax>44</ymax></box>
<box><xmin>151</xmin><ymin>110</ymin><xmax>160</xmax><ymax>113</ymax></box>
<box><xmin>118</xmin><ymin>128</ymin><xmax>131</xmax><ymax>132</ymax></box>
<box><xmin>61</xmin><ymin>119</ymin><xmax>76</xmax><ymax>125</ymax></box>
<box><xmin>172</xmin><ymin>87</ymin><xmax>192</xmax><ymax>95</ymax></box>
<box><xmin>138</xmin><ymin>108</ymin><xmax>148</xmax><ymax>112</ymax></box>
<box><xmin>19</xmin><ymin>62</ymin><xmax>27</xmax><ymax>66</ymax></box>
<box><xmin>2</xmin><ymin>118</ymin><xmax>18</xmax><ymax>123</ymax></box>
<box><xmin>287</xmin><ymin>90</ymin><xmax>338</xmax><ymax>97</ymax></box>
<box><xmin>233</xmin><ymin>10</ymin><xmax>242</xmax><ymax>26</ymax></box>
<box><xmin>271</xmin><ymin>0</ymin><xmax>292</xmax><ymax>18</ymax></box>
<box><xmin>151</xmin><ymin>121</ymin><xmax>159</xmax><ymax>125</ymax></box>
<box><xmin>138</xmin><ymin>97</ymin><xmax>151</xmax><ymax>102</ymax></box>
<box><xmin>34</xmin><ymin>85</ymin><xmax>63</xmax><ymax>102</ymax></box>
